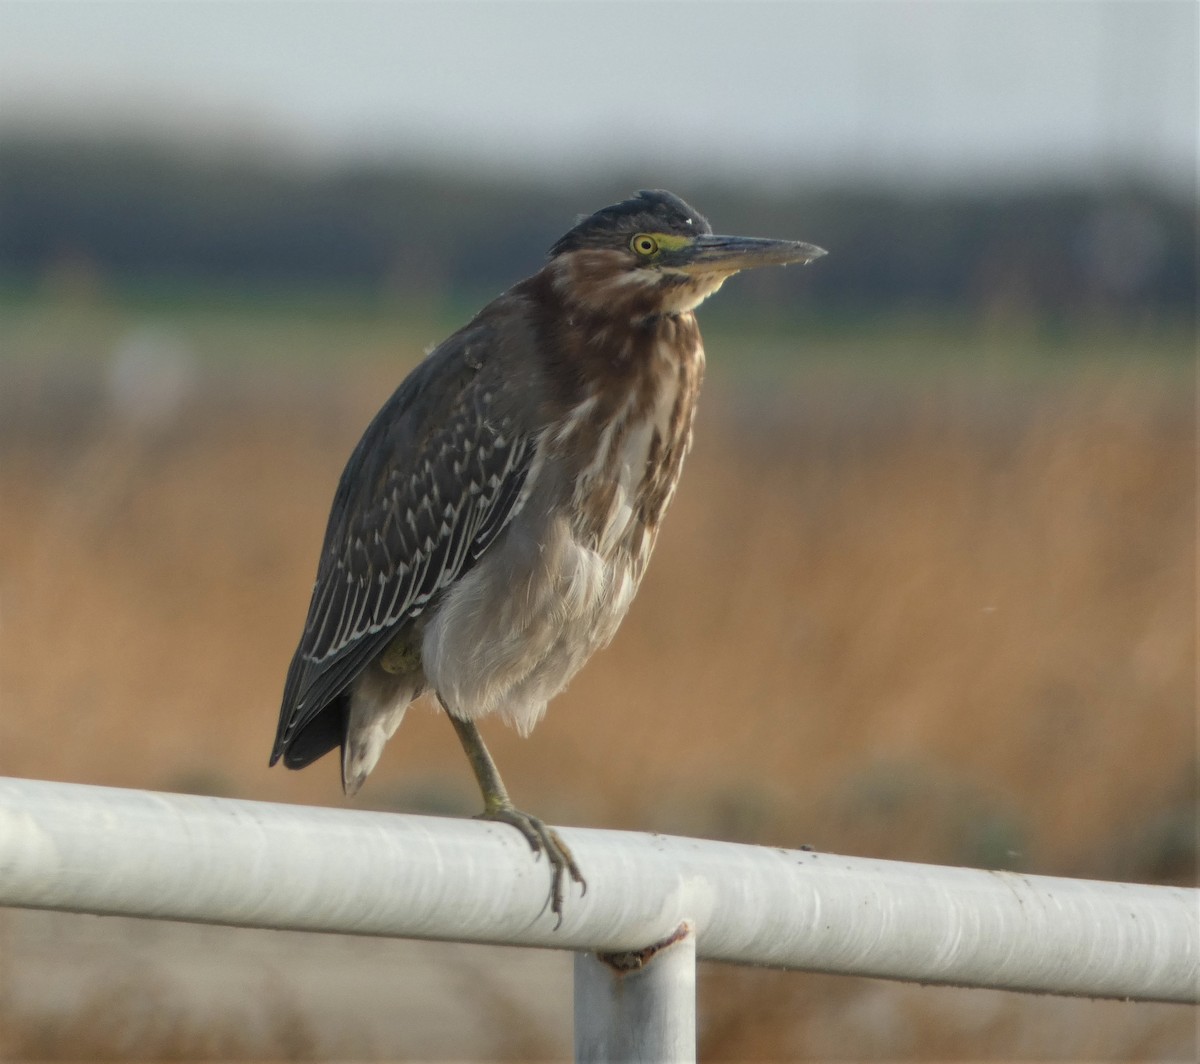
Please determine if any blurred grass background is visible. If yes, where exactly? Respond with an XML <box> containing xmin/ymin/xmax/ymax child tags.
<box><xmin>0</xmin><ymin>0</ymin><xmax>1196</xmax><ymax>1057</ymax></box>
<box><xmin>1</xmin><ymin>265</ymin><xmax>1193</xmax><ymax>1059</ymax></box>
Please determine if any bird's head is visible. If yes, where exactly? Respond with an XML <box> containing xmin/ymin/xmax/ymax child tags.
<box><xmin>547</xmin><ymin>189</ymin><xmax>826</xmax><ymax>317</ymax></box>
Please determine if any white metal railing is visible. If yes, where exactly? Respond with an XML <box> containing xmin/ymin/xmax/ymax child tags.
<box><xmin>0</xmin><ymin>776</ymin><xmax>1196</xmax><ymax>1060</ymax></box>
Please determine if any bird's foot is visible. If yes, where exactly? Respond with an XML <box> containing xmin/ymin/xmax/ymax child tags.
<box><xmin>478</xmin><ymin>801</ymin><xmax>586</xmax><ymax>926</ymax></box>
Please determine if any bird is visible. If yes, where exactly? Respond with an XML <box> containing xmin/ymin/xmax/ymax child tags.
<box><xmin>270</xmin><ymin>189</ymin><xmax>825</xmax><ymax>920</ymax></box>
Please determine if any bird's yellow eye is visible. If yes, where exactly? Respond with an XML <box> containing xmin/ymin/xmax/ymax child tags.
<box><xmin>631</xmin><ymin>234</ymin><xmax>659</xmax><ymax>257</ymax></box>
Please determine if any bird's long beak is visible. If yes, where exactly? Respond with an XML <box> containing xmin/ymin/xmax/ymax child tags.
<box><xmin>669</xmin><ymin>234</ymin><xmax>827</xmax><ymax>277</ymax></box>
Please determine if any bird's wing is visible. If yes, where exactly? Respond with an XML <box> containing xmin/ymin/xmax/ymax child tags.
<box><xmin>271</xmin><ymin>323</ymin><xmax>538</xmax><ymax>760</ymax></box>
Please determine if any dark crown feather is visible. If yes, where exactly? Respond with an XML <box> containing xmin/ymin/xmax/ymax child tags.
<box><xmin>549</xmin><ymin>190</ymin><xmax>712</xmax><ymax>256</ymax></box>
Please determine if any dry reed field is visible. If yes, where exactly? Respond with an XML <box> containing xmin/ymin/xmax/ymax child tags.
<box><xmin>0</xmin><ymin>306</ymin><xmax>1194</xmax><ymax>1059</ymax></box>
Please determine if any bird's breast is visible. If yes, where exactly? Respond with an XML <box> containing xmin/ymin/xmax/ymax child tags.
<box><xmin>558</xmin><ymin>316</ymin><xmax>705</xmax><ymax>572</ymax></box>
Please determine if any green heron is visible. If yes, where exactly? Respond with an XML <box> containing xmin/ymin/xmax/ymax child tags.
<box><xmin>271</xmin><ymin>190</ymin><xmax>825</xmax><ymax>919</ymax></box>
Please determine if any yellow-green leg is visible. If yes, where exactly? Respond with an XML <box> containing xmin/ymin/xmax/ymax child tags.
<box><xmin>445</xmin><ymin>708</ymin><xmax>585</xmax><ymax>923</ymax></box>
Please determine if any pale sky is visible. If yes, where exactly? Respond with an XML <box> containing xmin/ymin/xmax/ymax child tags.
<box><xmin>0</xmin><ymin>1</ymin><xmax>1195</xmax><ymax>190</ymax></box>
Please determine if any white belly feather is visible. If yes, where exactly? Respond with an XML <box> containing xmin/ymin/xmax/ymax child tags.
<box><xmin>422</xmin><ymin>513</ymin><xmax>635</xmax><ymax>735</ymax></box>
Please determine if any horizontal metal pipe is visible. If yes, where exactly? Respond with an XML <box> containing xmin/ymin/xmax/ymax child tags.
<box><xmin>0</xmin><ymin>777</ymin><xmax>1195</xmax><ymax>1003</ymax></box>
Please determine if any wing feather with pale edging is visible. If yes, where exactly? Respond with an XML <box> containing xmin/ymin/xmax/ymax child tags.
<box><xmin>271</xmin><ymin>325</ymin><xmax>536</xmax><ymax>762</ymax></box>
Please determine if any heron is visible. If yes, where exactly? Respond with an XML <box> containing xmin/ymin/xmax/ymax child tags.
<box><xmin>271</xmin><ymin>189</ymin><xmax>825</xmax><ymax>919</ymax></box>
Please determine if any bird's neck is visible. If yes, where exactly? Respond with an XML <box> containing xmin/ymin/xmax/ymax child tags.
<box><xmin>511</xmin><ymin>268</ymin><xmax>705</xmax><ymax>555</ymax></box>
<box><xmin>516</xmin><ymin>267</ymin><xmax>706</xmax><ymax>409</ymax></box>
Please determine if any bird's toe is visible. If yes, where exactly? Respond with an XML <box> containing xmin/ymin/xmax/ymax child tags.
<box><xmin>479</xmin><ymin>803</ymin><xmax>585</xmax><ymax>925</ymax></box>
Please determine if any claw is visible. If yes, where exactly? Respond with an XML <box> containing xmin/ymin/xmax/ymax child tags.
<box><xmin>479</xmin><ymin>803</ymin><xmax>586</xmax><ymax>926</ymax></box>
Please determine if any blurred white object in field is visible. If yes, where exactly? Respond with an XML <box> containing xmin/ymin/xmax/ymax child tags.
<box><xmin>106</xmin><ymin>325</ymin><xmax>198</xmax><ymax>429</ymax></box>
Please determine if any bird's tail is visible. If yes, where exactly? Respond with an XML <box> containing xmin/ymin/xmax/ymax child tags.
<box><xmin>341</xmin><ymin>673</ymin><xmax>422</xmax><ymax>796</ymax></box>
<box><xmin>277</xmin><ymin>694</ymin><xmax>349</xmax><ymax>771</ymax></box>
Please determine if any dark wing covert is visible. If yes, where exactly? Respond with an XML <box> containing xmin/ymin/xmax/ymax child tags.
<box><xmin>271</xmin><ymin>325</ymin><xmax>536</xmax><ymax>761</ymax></box>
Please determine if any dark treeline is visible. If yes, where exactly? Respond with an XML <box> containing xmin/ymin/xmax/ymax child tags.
<box><xmin>1</xmin><ymin>135</ymin><xmax>1194</xmax><ymax>326</ymax></box>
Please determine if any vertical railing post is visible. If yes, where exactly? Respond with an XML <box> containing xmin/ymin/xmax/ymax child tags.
<box><xmin>573</xmin><ymin>922</ymin><xmax>696</xmax><ymax>1063</ymax></box>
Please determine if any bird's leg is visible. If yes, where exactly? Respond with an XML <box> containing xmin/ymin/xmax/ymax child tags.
<box><xmin>444</xmin><ymin>707</ymin><xmax>585</xmax><ymax>923</ymax></box>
